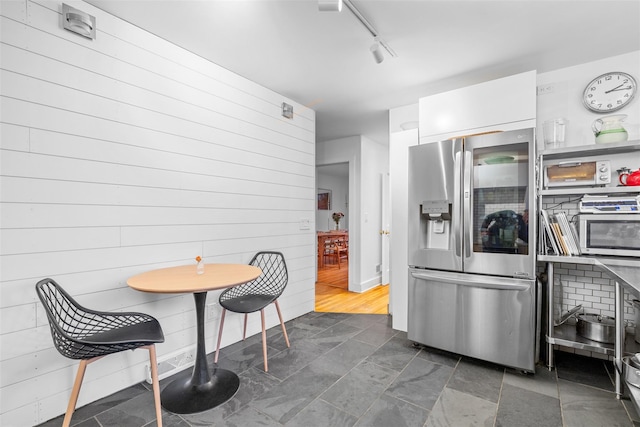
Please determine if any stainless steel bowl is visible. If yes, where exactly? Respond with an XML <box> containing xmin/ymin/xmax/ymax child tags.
<box><xmin>576</xmin><ymin>313</ymin><xmax>615</xmax><ymax>344</ymax></box>
<box><xmin>623</xmin><ymin>356</ymin><xmax>640</xmax><ymax>389</ymax></box>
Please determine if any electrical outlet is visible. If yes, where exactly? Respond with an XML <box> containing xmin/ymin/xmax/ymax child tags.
<box><xmin>146</xmin><ymin>346</ymin><xmax>196</xmax><ymax>383</ymax></box>
<box><xmin>182</xmin><ymin>350</ymin><xmax>194</xmax><ymax>365</ymax></box>
<box><xmin>537</xmin><ymin>84</ymin><xmax>555</xmax><ymax>95</ymax></box>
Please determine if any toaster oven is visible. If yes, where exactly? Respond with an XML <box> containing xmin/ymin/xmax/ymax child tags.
<box><xmin>544</xmin><ymin>161</ymin><xmax>611</xmax><ymax>188</ymax></box>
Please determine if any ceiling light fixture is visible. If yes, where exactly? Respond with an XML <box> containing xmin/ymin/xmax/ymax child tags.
<box><xmin>62</xmin><ymin>3</ymin><xmax>96</xmax><ymax>39</ymax></box>
<box><xmin>318</xmin><ymin>0</ymin><xmax>343</xmax><ymax>12</ymax></box>
<box><xmin>318</xmin><ymin>0</ymin><xmax>396</xmax><ymax>63</ymax></box>
<box><xmin>342</xmin><ymin>0</ymin><xmax>397</xmax><ymax>63</ymax></box>
<box><xmin>370</xmin><ymin>38</ymin><xmax>384</xmax><ymax>64</ymax></box>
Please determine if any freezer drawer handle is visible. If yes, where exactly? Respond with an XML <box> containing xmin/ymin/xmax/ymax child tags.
<box><xmin>411</xmin><ymin>271</ymin><xmax>530</xmax><ymax>291</ymax></box>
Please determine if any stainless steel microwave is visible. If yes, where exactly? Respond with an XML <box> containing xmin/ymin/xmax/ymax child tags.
<box><xmin>579</xmin><ymin>214</ymin><xmax>640</xmax><ymax>257</ymax></box>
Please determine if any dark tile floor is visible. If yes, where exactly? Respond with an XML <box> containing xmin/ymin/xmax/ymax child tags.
<box><xmin>38</xmin><ymin>312</ymin><xmax>640</xmax><ymax>427</ymax></box>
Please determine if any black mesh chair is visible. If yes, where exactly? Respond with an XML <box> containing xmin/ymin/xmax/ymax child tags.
<box><xmin>35</xmin><ymin>278</ymin><xmax>165</xmax><ymax>427</ymax></box>
<box><xmin>214</xmin><ymin>251</ymin><xmax>290</xmax><ymax>372</ymax></box>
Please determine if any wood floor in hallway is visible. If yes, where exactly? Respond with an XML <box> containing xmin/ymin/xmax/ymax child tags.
<box><xmin>315</xmin><ymin>258</ymin><xmax>389</xmax><ymax>314</ymax></box>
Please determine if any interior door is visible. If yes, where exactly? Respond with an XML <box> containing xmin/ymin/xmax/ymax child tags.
<box><xmin>381</xmin><ymin>172</ymin><xmax>390</xmax><ymax>286</ymax></box>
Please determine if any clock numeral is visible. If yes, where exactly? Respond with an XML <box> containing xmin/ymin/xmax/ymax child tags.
<box><xmin>605</xmin><ymin>75</ymin><xmax>612</xmax><ymax>81</ymax></box>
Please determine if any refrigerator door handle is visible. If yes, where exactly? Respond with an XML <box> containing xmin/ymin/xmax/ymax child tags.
<box><xmin>410</xmin><ymin>270</ymin><xmax>531</xmax><ymax>291</ymax></box>
<box><xmin>463</xmin><ymin>149</ymin><xmax>472</xmax><ymax>259</ymax></box>
<box><xmin>453</xmin><ymin>149</ymin><xmax>462</xmax><ymax>257</ymax></box>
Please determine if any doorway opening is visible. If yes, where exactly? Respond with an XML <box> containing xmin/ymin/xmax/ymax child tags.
<box><xmin>315</xmin><ymin>163</ymin><xmax>389</xmax><ymax>314</ymax></box>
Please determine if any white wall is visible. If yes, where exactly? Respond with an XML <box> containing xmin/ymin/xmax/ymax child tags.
<box><xmin>536</xmin><ymin>50</ymin><xmax>640</xmax><ymax>149</ymax></box>
<box><xmin>0</xmin><ymin>1</ymin><xmax>316</xmax><ymax>424</ymax></box>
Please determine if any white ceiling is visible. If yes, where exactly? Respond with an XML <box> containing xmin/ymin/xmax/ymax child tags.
<box><xmin>85</xmin><ymin>0</ymin><xmax>640</xmax><ymax>146</ymax></box>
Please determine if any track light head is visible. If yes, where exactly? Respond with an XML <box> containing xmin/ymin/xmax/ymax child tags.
<box><xmin>318</xmin><ymin>0</ymin><xmax>343</xmax><ymax>12</ymax></box>
<box><xmin>370</xmin><ymin>41</ymin><xmax>384</xmax><ymax>64</ymax></box>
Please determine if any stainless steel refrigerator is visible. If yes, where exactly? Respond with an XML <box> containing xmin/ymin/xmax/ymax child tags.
<box><xmin>408</xmin><ymin>128</ymin><xmax>537</xmax><ymax>372</ymax></box>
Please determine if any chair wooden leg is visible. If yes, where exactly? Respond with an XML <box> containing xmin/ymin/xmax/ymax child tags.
<box><xmin>260</xmin><ymin>309</ymin><xmax>268</xmax><ymax>372</ymax></box>
<box><xmin>214</xmin><ymin>308</ymin><xmax>227</xmax><ymax>363</ymax></box>
<box><xmin>243</xmin><ymin>313</ymin><xmax>248</xmax><ymax>341</ymax></box>
<box><xmin>274</xmin><ymin>300</ymin><xmax>290</xmax><ymax>348</ymax></box>
<box><xmin>62</xmin><ymin>359</ymin><xmax>89</xmax><ymax>427</ymax></box>
<box><xmin>144</xmin><ymin>345</ymin><xmax>162</xmax><ymax>427</ymax></box>
<box><xmin>62</xmin><ymin>355</ymin><xmax>104</xmax><ymax>427</ymax></box>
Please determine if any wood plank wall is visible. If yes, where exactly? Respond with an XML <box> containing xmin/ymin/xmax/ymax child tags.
<box><xmin>0</xmin><ymin>1</ymin><xmax>316</xmax><ymax>424</ymax></box>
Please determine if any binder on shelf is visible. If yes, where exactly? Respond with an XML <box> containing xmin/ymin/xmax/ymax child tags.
<box><xmin>542</xmin><ymin>210</ymin><xmax>581</xmax><ymax>256</ymax></box>
<box><xmin>569</xmin><ymin>221</ymin><xmax>582</xmax><ymax>256</ymax></box>
<box><xmin>540</xmin><ymin>209</ymin><xmax>559</xmax><ymax>255</ymax></box>
<box><xmin>558</xmin><ymin>212</ymin><xmax>581</xmax><ymax>255</ymax></box>
<box><xmin>551</xmin><ymin>220</ymin><xmax>570</xmax><ymax>255</ymax></box>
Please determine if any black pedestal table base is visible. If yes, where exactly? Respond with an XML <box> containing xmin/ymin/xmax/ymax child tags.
<box><xmin>160</xmin><ymin>366</ymin><xmax>239</xmax><ymax>414</ymax></box>
<box><xmin>161</xmin><ymin>291</ymin><xmax>239</xmax><ymax>414</ymax></box>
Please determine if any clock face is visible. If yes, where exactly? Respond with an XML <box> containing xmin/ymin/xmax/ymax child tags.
<box><xmin>583</xmin><ymin>72</ymin><xmax>637</xmax><ymax>113</ymax></box>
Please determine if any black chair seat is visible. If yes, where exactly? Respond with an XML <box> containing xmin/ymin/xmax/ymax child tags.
<box><xmin>220</xmin><ymin>294</ymin><xmax>277</xmax><ymax>314</ymax></box>
<box><xmin>83</xmin><ymin>319</ymin><xmax>164</xmax><ymax>347</ymax></box>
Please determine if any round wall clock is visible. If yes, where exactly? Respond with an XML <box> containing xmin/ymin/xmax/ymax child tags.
<box><xmin>582</xmin><ymin>71</ymin><xmax>637</xmax><ymax>113</ymax></box>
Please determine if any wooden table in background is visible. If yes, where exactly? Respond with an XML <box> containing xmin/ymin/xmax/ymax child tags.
<box><xmin>317</xmin><ymin>231</ymin><xmax>348</xmax><ymax>268</ymax></box>
<box><xmin>127</xmin><ymin>263</ymin><xmax>261</xmax><ymax>414</ymax></box>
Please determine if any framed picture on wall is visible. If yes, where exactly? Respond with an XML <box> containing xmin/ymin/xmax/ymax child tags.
<box><xmin>317</xmin><ymin>189</ymin><xmax>331</xmax><ymax>210</ymax></box>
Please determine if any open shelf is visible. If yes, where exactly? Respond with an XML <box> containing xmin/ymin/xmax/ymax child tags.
<box><xmin>540</xmin><ymin>139</ymin><xmax>640</xmax><ymax>160</ymax></box>
<box><xmin>540</xmin><ymin>186</ymin><xmax>640</xmax><ymax>196</ymax></box>
<box><xmin>547</xmin><ymin>323</ymin><xmax>640</xmax><ymax>356</ymax></box>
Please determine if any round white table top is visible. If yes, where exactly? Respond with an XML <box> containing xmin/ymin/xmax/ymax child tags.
<box><xmin>127</xmin><ymin>263</ymin><xmax>262</xmax><ymax>294</ymax></box>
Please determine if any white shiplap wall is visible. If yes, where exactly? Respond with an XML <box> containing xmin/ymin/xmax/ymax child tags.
<box><xmin>0</xmin><ymin>0</ymin><xmax>316</xmax><ymax>424</ymax></box>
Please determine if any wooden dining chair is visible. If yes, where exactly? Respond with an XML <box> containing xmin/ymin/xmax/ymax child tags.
<box><xmin>333</xmin><ymin>238</ymin><xmax>349</xmax><ymax>269</ymax></box>
<box><xmin>214</xmin><ymin>251</ymin><xmax>290</xmax><ymax>372</ymax></box>
<box><xmin>35</xmin><ymin>278</ymin><xmax>165</xmax><ymax>427</ymax></box>
<box><xmin>323</xmin><ymin>239</ymin><xmax>339</xmax><ymax>266</ymax></box>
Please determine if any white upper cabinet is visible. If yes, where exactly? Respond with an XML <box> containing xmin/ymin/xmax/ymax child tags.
<box><xmin>419</xmin><ymin>71</ymin><xmax>536</xmax><ymax>139</ymax></box>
